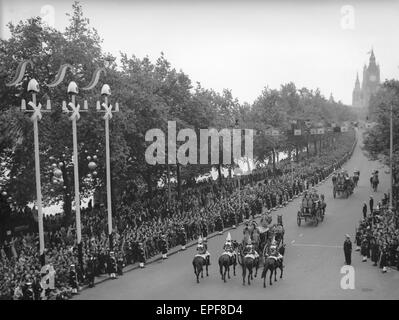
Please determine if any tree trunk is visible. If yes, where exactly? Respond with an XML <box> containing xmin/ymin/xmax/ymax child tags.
<box><xmin>217</xmin><ymin>164</ymin><xmax>223</xmax><ymax>186</ymax></box>
<box><xmin>167</xmin><ymin>164</ymin><xmax>171</xmax><ymax>209</ymax></box>
<box><xmin>314</xmin><ymin>140</ymin><xmax>317</xmax><ymax>156</ymax></box>
<box><xmin>319</xmin><ymin>137</ymin><xmax>322</xmax><ymax>154</ymax></box>
<box><xmin>63</xmin><ymin>193</ymin><xmax>72</xmax><ymax>225</ymax></box>
<box><xmin>61</xmin><ymin>163</ymin><xmax>72</xmax><ymax>224</ymax></box>
<box><xmin>176</xmin><ymin>163</ymin><xmax>182</xmax><ymax>200</ymax></box>
<box><xmin>295</xmin><ymin>145</ymin><xmax>299</xmax><ymax>162</ymax></box>
<box><xmin>272</xmin><ymin>149</ymin><xmax>276</xmax><ymax>170</ymax></box>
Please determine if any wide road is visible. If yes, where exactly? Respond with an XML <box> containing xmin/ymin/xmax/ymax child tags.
<box><xmin>76</xmin><ymin>129</ymin><xmax>399</xmax><ymax>300</ymax></box>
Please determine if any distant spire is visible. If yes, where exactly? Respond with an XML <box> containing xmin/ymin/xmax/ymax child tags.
<box><xmin>354</xmin><ymin>72</ymin><xmax>360</xmax><ymax>90</ymax></box>
<box><xmin>370</xmin><ymin>47</ymin><xmax>375</xmax><ymax>60</ymax></box>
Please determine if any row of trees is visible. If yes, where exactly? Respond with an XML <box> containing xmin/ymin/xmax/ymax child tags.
<box><xmin>363</xmin><ymin>79</ymin><xmax>399</xmax><ymax>208</ymax></box>
<box><xmin>0</xmin><ymin>2</ymin><xmax>357</xmax><ymax>221</ymax></box>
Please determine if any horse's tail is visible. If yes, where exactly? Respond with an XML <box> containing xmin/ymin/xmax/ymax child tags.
<box><xmin>219</xmin><ymin>258</ymin><xmax>223</xmax><ymax>276</ymax></box>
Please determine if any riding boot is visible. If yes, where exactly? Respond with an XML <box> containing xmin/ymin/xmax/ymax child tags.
<box><xmin>207</xmin><ymin>256</ymin><xmax>211</xmax><ymax>265</ymax></box>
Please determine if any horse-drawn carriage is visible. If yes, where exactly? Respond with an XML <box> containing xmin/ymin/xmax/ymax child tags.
<box><xmin>333</xmin><ymin>175</ymin><xmax>353</xmax><ymax>198</ymax></box>
<box><xmin>297</xmin><ymin>195</ymin><xmax>324</xmax><ymax>226</ymax></box>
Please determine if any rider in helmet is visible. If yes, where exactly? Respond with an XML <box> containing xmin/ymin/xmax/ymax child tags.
<box><xmin>197</xmin><ymin>236</ymin><xmax>206</xmax><ymax>254</ymax></box>
<box><xmin>223</xmin><ymin>232</ymin><xmax>233</xmax><ymax>253</ymax></box>
<box><xmin>244</xmin><ymin>239</ymin><xmax>259</xmax><ymax>259</ymax></box>
<box><xmin>269</xmin><ymin>241</ymin><xmax>283</xmax><ymax>261</ymax></box>
<box><xmin>202</xmin><ymin>236</ymin><xmax>211</xmax><ymax>265</ymax></box>
<box><xmin>197</xmin><ymin>236</ymin><xmax>210</xmax><ymax>265</ymax></box>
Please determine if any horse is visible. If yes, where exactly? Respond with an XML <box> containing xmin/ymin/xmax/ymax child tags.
<box><xmin>261</xmin><ymin>244</ymin><xmax>286</xmax><ymax>288</ymax></box>
<box><xmin>192</xmin><ymin>255</ymin><xmax>209</xmax><ymax>283</ymax></box>
<box><xmin>218</xmin><ymin>240</ymin><xmax>239</xmax><ymax>282</ymax></box>
<box><xmin>237</xmin><ymin>243</ymin><xmax>259</xmax><ymax>286</ymax></box>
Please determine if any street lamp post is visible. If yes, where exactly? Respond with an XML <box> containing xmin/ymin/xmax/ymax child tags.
<box><xmin>96</xmin><ymin>84</ymin><xmax>119</xmax><ymax>251</ymax></box>
<box><xmin>62</xmin><ymin>81</ymin><xmax>88</xmax><ymax>267</ymax></box>
<box><xmin>390</xmin><ymin>103</ymin><xmax>393</xmax><ymax>210</ymax></box>
<box><xmin>21</xmin><ymin>79</ymin><xmax>51</xmax><ymax>265</ymax></box>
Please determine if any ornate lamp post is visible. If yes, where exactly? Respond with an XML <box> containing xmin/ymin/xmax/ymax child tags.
<box><xmin>7</xmin><ymin>60</ymin><xmax>51</xmax><ymax>265</ymax></box>
<box><xmin>96</xmin><ymin>84</ymin><xmax>119</xmax><ymax>250</ymax></box>
<box><xmin>61</xmin><ymin>81</ymin><xmax>88</xmax><ymax>266</ymax></box>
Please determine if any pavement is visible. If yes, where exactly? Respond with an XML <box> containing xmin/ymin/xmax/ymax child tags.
<box><xmin>75</xmin><ymin>129</ymin><xmax>399</xmax><ymax>300</ymax></box>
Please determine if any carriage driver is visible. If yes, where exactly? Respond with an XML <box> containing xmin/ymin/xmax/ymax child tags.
<box><xmin>197</xmin><ymin>236</ymin><xmax>211</xmax><ymax>265</ymax></box>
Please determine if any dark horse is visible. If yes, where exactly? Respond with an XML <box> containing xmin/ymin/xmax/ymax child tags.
<box><xmin>261</xmin><ymin>244</ymin><xmax>286</xmax><ymax>288</ymax></box>
<box><xmin>218</xmin><ymin>240</ymin><xmax>239</xmax><ymax>282</ymax></box>
<box><xmin>237</xmin><ymin>243</ymin><xmax>259</xmax><ymax>286</ymax></box>
<box><xmin>192</xmin><ymin>255</ymin><xmax>209</xmax><ymax>283</ymax></box>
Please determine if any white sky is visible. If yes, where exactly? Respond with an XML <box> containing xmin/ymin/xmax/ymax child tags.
<box><xmin>1</xmin><ymin>0</ymin><xmax>399</xmax><ymax>105</ymax></box>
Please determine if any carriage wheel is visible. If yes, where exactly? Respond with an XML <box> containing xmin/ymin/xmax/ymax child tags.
<box><xmin>297</xmin><ymin>213</ymin><xmax>301</xmax><ymax>226</ymax></box>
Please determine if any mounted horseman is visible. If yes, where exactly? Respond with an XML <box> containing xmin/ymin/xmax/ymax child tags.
<box><xmin>192</xmin><ymin>236</ymin><xmax>210</xmax><ymax>283</ymax></box>
<box><xmin>218</xmin><ymin>232</ymin><xmax>238</xmax><ymax>282</ymax></box>
<box><xmin>238</xmin><ymin>238</ymin><xmax>259</xmax><ymax>285</ymax></box>
<box><xmin>261</xmin><ymin>240</ymin><xmax>286</xmax><ymax>287</ymax></box>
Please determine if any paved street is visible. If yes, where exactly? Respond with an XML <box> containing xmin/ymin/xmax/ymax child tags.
<box><xmin>76</xmin><ymin>129</ymin><xmax>399</xmax><ymax>300</ymax></box>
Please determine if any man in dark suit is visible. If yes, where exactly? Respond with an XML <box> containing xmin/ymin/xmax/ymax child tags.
<box><xmin>369</xmin><ymin>196</ymin><xmax>374</xmax><ymax>216</ymax></box>
<box><xmin>362</xmin><ymin>203</ymin><xmax>367</xmax><ymax>219</ymax></box>
<box><xmin>343</xmin><ymin>234</ymin><xmax>352</xmax><ymax>265</ymax></box>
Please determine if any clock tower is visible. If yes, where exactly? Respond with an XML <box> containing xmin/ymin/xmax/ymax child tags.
<box><xmin>352</xmin><ymin>48</ymin><xmax>380</xmax><ymax>109</ymax></box>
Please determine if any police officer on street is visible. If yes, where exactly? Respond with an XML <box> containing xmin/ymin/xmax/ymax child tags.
<box><xmin>343</xmin><ymin>234</ymin><xmax>352</xmax><ymax>265</ymax></box>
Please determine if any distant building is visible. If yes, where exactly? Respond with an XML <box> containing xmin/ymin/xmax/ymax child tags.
<box><xmin>352</xmin><ymin>49</ymin><xmax>380</xmax><ymax>109</ymax></box>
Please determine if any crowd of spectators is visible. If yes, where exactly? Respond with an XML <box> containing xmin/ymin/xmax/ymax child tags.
<box><xmin>356</xmin><ymin>194</ymin><xmax>399</xmax><ymax>272</ymax></box>
<box><xmin>0</xmin><ymin>131</ymin><xmax>358</xmax><ymax>299</ymax></box>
